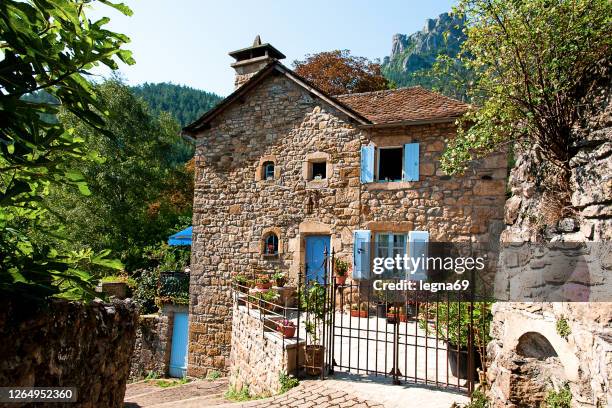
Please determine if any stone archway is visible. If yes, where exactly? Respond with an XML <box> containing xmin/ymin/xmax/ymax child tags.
<box><xmin>516</xmin><ymin>331</ymin><xmax>558</xmax><ymax>360</ymax></box>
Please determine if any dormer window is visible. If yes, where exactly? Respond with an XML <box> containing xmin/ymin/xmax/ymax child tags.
<box><xmin>264</xmin><ymin>233</ymin><xmax>279</xmax><ymax>255</ymax></box>
<box><xmin>263</xmin><ymin>161</ymin><xmax>275</xmax><ymax>180</ymax></box>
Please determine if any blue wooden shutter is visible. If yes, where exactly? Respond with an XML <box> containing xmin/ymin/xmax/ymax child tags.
<box><xmin>403</xmin><ymin>143</ymin><xmax>419</xmax><ymax>181</ymax></box>
<box><xmin>352</xmin><ymin>230</ymin><xmax>371</xmax><ymax>280</ymax></box>
<box><xmin>408</xmin><ymin>230</ymin><xmax>429</xmax><ymax>280</ymax></box>
<box><xmin>360</xmin><ymin>144</ymin><xmax>375</xmax><ymax>183</ymax></box>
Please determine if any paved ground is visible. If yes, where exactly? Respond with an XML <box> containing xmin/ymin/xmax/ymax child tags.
<box><xmin>124</xmin><ymin>378</ymin><xmax>228</xmax><ymax>407</ymax></box>
<box><xmin>124</xmin><ymin>376</ymin><xmax>468</xmax><ymax>408</ymax></box>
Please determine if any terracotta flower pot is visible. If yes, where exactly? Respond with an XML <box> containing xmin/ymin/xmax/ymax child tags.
<box><xmin>256</xmin><ymin>282</ymin><xmax>272</xmax><ymax>290</ymax></box>
<box><xmin>277</xmin><ymin>324</ymin><xmax>296</xmax><ymax>338</ymax></box>
<box><xmin>335</xmin><ymin>275</ymin><xmax>347</xmax><ymax>285</ymax></box>
<box><xmin>350</xmin><ymin>310</ymin><xmax>367</xmax><ymax>318</ymax></box>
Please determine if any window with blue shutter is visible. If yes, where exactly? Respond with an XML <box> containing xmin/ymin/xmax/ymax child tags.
<box><xmin>408</xmin><ymin>230</ymin><xmax>429</xmax><ymax>280</ymax></box>
<box><xmin>352</xmin><ymin>230</ymin><xmax>371</xmax><ymax>280</ymax></box>
<box><xmin>403</xmin><ymin>143</ymin><xmax>419</xmax><ymax>181</ymax></box>
<box><xmin>360</xmin><ymin>145</ymin><xmax>374</xmax><ymax>183</ymax></box>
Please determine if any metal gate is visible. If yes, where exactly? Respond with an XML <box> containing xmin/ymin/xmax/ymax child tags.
<box><xmin>306</xmin><ymin>249</ymin><xmax>490</xmax><ymax>396</ymax></box>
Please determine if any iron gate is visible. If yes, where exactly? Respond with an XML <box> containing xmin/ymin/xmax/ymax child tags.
<box><xmin>305</xmin><ymin>249</ymin><xmax>491</xmax><ymax>397</ymax></box>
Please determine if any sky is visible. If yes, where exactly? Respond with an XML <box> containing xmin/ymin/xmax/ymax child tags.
<box><xmin>90</xmin><ymin>1</ymin><xmax>456</xmax><ymax>96</ymax></box>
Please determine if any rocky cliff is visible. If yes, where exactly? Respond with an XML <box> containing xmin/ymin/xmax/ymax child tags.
<box><xmin>382</xmin><ymin>12</ymin><xmax>465</xmax><ymax>88</ymax></box>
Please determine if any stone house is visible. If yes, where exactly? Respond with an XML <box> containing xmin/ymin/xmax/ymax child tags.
<box><xmin>182</xmin><ymin>37</ymin><xmax>507</xmax><ymax>377</ymax></box>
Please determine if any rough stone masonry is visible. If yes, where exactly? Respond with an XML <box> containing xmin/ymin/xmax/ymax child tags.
<box><xmin>182</xmin><ymin>39</ymin><xmax>507</xmax><ymax>377</ymax></box>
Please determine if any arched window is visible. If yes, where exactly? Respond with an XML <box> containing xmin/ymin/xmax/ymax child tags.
<box><xmin>263</xmin><ymin>161</ymin><xmax>275</xmax><ymax>180</ymax></box>
<box><xmin>264</xmin><ymin>233</ymin><xmax>279</xmax><ymax>255</ymax></box>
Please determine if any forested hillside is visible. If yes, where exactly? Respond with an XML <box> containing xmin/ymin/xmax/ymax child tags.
<box><xmin>130</xmin><ymin>82</ymin><xmax>222</xmax><ymax>126</ymax></box>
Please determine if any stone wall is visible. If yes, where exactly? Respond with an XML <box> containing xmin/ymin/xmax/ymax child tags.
<box><xmin>130</xmin><ymin>314</ymin><xmax>169</xmax><ymax>380</ymax></box>
<box><xmin>129</xmin><ymin>304</ymin><xmax>187</xmax><ymax>380</ymax></box>
<box><xmin>0</xmin><ymin>298</ymin><xmax>138</xmax><ymax>408</ymax></box>
<box><xmin>488</xmin><ymin>80</ymin><xmax>611</xmax><ymax>407</ymax></box>
<box><xmin>229</xmin><ymin>304</ymin><xmax>300</xmax><ymax>396</ymax></box>
<box><xmin>189</xmin><ymin>72</ymin><xmax>506</xmax><ymax>376</ymax></box>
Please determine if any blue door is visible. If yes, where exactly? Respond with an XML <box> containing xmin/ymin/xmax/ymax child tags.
<box><xmin>305</xmin><ymin>235</ymin><xmax>331</xmax><ymax>283</ymax></box>
<box><xmin>169</xmin><ymin>312</ymin><xmax>189</xmax><ymax>378</ymax></box>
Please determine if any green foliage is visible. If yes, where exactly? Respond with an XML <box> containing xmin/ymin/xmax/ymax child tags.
<box><xmin>333</xmin><ymin>258</ymin><xmax>349</xmax><ymax>276</ymax></box>
<box><xmin>278</xmin><ymin>372</ymin><xmax>299</xmax><ymax>394</ymax></box>
<box><xmin>130</xmin><ymin>82</ymin><xmax>222</xmax><ymax>126</ymax></box>
<box><xmin>543</xmin><ymin>384</ymin><xmax>572</xmax><ymax>408</ymax></box>
<box><xmin>465</xmin><ymin>388</ymin><xmax>490</xmax><ymax>408</ymax></box>
<box><xmin>224</xmin><ymin>385</ymin><xmax>253</xmax><ymax>402</ymax></box>
<box><xmin>0</xmin><ymin>0</ymin><xmax>133</xmax><ymax>301</ymax></box>
<box><xmin>48</xmin><ymin>79</ymin><xmax>194</xmax><ymax>272</ymax></box>
<box><xmin>100</xmin><ymin>274</ymin><xmax>137</xmax><ymax>290</ymax></box>
<box><xmin>556</xmin><ymin>317</ymin><xmax>571</xmax><ymax>339</ymax></box>
<box><xmin>418</xmin><ymin>302</ymin><xmax>492</xmax><ymax>348</ymax></box>
<box><xmin>149</xmin><ymin>377</ymin><xmax>190</xmax><ymax>388</ymax></box>
<box><xmin>300</xmin><ymin>282</ymin><xmax>326</xmax><ymax>344</ymax></box>
<box><xmin>441</xmin><ymin>0</ymin><xmax>612</xmax><ymax>177</ymax></box>
<box><xmin>133</xmin><ymin>243</ymin><xmax>191</xmax><ymax>313</ymax></box>
<box><xmin>206</xmin><ymin>370</ymin><xmax>221</xmax><ymax>381</ymax></box>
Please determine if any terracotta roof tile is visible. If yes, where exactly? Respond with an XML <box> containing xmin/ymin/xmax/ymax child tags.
<box><xmin>335</xmin><ymin>87</ymin><xmax>469</xmax><ymax>124</ymax></box>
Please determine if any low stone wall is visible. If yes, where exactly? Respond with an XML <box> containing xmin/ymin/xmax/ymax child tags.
<box><xmin>129</xmin><ymin>303</ymin><xmax>187</xmax><ymax>380</ymax></box>
<box><xmin>130</xmin><ymin>314</ymin><xmax>169</xmax><ymax>380</ymax></box>
<box><xmin>0</xmin><ymin>297</ymin><xmax>138</xmax><ymax>408</ymax></box>
<box><xmin>229</xmin><ymin>304</ymin><xmax>301</xmax><ymax>396</ymax></box>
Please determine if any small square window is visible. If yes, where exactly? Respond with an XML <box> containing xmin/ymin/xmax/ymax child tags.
<box><xmin>263</xmin><ymin>161</ymin><xmax>275</xmax><ymax>180</ymax></box>
<box><xmin>378</xmin><ymin>147</ymin><xmax>403</xmax><ymax>181</ymax></box>
<box><xmin>311</xmin><ymin>162</ymin><xmax>326</xmax><ymax>180</ymax></box>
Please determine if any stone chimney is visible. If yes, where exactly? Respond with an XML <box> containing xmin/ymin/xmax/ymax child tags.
<box><xmin>229</xmin><ymin>35</ymin><xmax>286</xmax><ymax>89</ymax></box>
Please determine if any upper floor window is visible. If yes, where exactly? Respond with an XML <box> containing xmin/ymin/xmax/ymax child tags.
<box><xmin>310</xmin><ymin>161</ymin><xmax>327</xmax><ymax>180</ymax></box>
<box><xmin>360</xmin><ymin>143</ymin><xmax>420</xmax><ymax>183</ymax></box>
<box><xmin>263</xmin><ymin>161</ymin><xmax>275</xmax><ymax>180</ymax></box>
<box><xmin>264</xmin><ymin>233</ymin><xmax>279</xmax><ymax>255</ymax></box>
<box><xmin>378</xmin><ymin>147</ymin><xmax>403</xmax><ymax>182</ymax></box>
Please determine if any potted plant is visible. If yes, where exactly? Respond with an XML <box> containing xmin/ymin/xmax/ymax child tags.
<box><xmin>233</xmin><ymin>274</ymin><xmax>249</xmax><ymax>293</ymax></box>
<box><xmin>350</xmin><ymin>303</ymin><xmax>368</xmax><ymax>318</ymax></box>
<box><xmin>276</xmin><ymin>319</ymin><xmax>296</xmax><ymax>338</ymax></box>
<box><xmin>419</xmin><ymin>302</ymin><xmax>492</xmax><ymax>380</ymax></box>
<box><xmin>334</xmin><ymin>258</ymin><xmax>348</xmax><ymax>286</ymax></box>
<box><xmin>272</xmin><ymin>271</ymin><xmax>287</xmax><ymax>287</ymax></box>
<box><xmin>301</xmin><ymin>282</ymin><xmax>326</xmax><ymax>375</ymax></box>
<box><xmin>256</xmin><ymin>274</ymin><xmax>272</xmax><ymax>290</ymax></box>
<box><xmin>260</xmin><ymin>289</ymin><xmax>279</xmax><ymax>312</ymax></box>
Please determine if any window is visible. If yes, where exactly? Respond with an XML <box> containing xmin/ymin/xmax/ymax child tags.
<box><xmin>311</xmin><ymin>161</ymin><xmax>326</xmax><ymax>180</ymax></box>
<box><xmin>263</xmin><ymin>161</ymin><xmax>275</xmax><ymax>180</ymax></box>
<box><xmin>360</xmin><ymin>143</ymin><xmax>419</xmax><ymax>184</ymax></box>
<box><xmin>377</xmin><ymin>147</ymin><xmax>403</xmax><ymax>181</ymax></box>
<box><xmin>375</xmin><ymin>233</ymin><xmax>407</xmax><ymax>275</ymax></box>
<box><xmin>264</xmin><ymin>233</ymin><xmax>279</xmax><ymax>255</ymax></box>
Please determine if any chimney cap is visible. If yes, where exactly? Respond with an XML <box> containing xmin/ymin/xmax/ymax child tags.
<box><xmin>228</xmin><ymin>35</ymin><xmax>286</xmax><ymax>62</ymax></box>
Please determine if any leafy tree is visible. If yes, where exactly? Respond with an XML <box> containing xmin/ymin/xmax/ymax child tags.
<box><xmin>293</xmin><ymin>50</ymin><xmax>390</xmax><ymax>95</ymax></box>
<box><xmin>49</xmin><ymin>79</ymin><xmax>194</xmax><ymax>271</ymax></box>
<box><xmin>0</xmin><ymin>0</ymin><xmax>134</xmax><ymax>300</ymax></box>
<box><xmin>440</xmin><ymin>0</ymin><xmax>612</xmax><ymax>190</ymax></box>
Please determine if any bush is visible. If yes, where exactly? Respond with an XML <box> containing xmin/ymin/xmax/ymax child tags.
<box><xmin>556</xmin><ymin>317</ymin><xmax>571</xmax><ymax>339</ymax></box>
<box><xmin>543</xmin><ymin>384</ymin><xmax>572</xmax><ymax>408</ymax></box>
<box><xmin>279</xmin><ymin>372</ymin><xmax>299</xmax><ymax>394</ymax></box>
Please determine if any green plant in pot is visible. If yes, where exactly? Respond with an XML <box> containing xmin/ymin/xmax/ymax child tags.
<box><xmin>256</xmin><ymin>274</ymin><xmax>272</xmax><ymax>290</ymax></box>
<box><xmin>418</xmin><ymin>302</ymin><xmax>492</xmax><ymax>381</ymax></box>
<box><xmin>233</xmin><ymin>274</ymin><xmax>249</xmax><ymax>293</ymax></box>
<box><xmin>334</xmin><ymin>258</ymin><xmax>349</xmax><ymax>285</ymax></box>
<box><xmin>300</xmin><ymin>282</ymin><xmax>326</xmax><ymax>375</ymax></box>
<box><xmin>260</xmin><ymin>289</ymin><xmax>280</xmax><ymax>313</ymax></box>
<box><xmin>272</xmin><ymin>271</ymin><xmax>287</xmax><ymax>287</ymax></box>
<box><xmin>350</xmin><ymin>303</ymin><xmax>368</xmax><ymax>318</ymax></box>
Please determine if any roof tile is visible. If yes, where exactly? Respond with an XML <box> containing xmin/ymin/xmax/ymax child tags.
<box><xmin>335</xmin><ymin>87</ymin><xmax>469</xmax><ymax>124</ymax></box>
